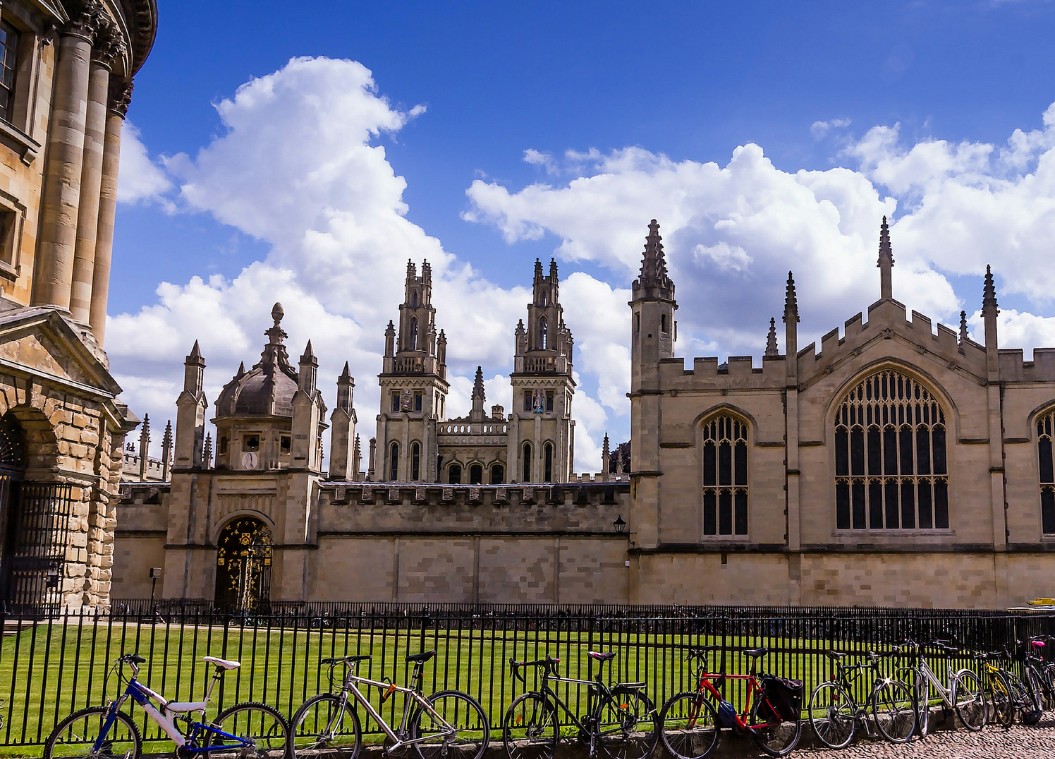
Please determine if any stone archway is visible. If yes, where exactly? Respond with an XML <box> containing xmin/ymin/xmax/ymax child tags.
<box><xmin>213</xmin><ymin>516</ymin><xmax>273</xmax><ymax>614</ymax></box>
<box><xmin>0</xmin><ymin>411</ymin><xmax>71</xmax><ymax>616</ymax></box>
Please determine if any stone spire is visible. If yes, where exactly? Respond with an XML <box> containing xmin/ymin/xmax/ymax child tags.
<box><xmin>202</xmin><ymin>433</ymin><xmax>213</xmax><ymax>470</ymax></box>
<box><xmin>877</xmin><ymin>216</ymin><xmax>894</xmax><ymax>300</ymax></box>
<box><xmin>353</xmin><ymin>434</ymin><xmax>362</xmax><ymax>481</ymax></box>
<box><xmin>959</xmin><ymin>310</ymin><xmax>969</xmax><ymax>346</ymax></box>
<box><xmin>765</xmin><ymin>317</ymin><xmax>778</xmax><ymax>357</ymax></box>
<box><xmin>175</xmin><ymin>341</ymin><xmax>207</xmax><ymax>469</ymax></box>
<box><xmin>138</xmin><ymin>413</ymin><xmax>150</xmax><ymax>480</ymax></box>
<box><xmin>602</xmin><ymin>433</ymin><xmax>611</xmax><ymax>482</ymax></box>
<box><xmin>983</xmin><ymin>264</ymin><xmax>1000</xmax><ymax>368</ymax></box>
<box><xmin>161</xmin><ymin>420</ymin><xmax>173</xmax><ymax>480</ymax></box>
<box><xmin>328</xmin><ymin>362</ymin><xmax>357</xmax><ymax>481</ymax></box>
<box><xmin>384</xmin><ymin>320</ymin><xmax>396</xmax><ymax>357</ymax></box>
<box><xmin>470</xmin><ymin>365</ymin><xmax>486</xmax><ymax>417</ymax></box>
<box><xmin>783</xmin><ymin>272</ymin><xmax>799</xmax><ymax>382</ymax></box>
<box><xmin>298</xmin><ymin>340</ymin><xmax>317</xmax><ymax>395</ymax></box>
<box><xmin>635</xmin><ymin>219</ymin><xmax>674</xmax><ymax>294</ymax></box>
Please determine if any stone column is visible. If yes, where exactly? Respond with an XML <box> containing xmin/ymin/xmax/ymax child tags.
<box><xmin>70</xmin><ymin>31</ymin><xmax>120</xmax><ymax>324</ymax></box>
<box><xmin>31</xmin><ymin>2</ymin><xmax>103</xmax><ymax>311</ymax></box>
<box><xmin>88</xmin><ymin>77</ymin><xmax>131</xmax><ymax>342</ymax></box>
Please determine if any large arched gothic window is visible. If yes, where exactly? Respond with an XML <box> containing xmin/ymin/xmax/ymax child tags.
<box><xmin>1038</xmin><ymin>409</ymin><xmax>1055</xmax><ymax>534</ymax></box>
<box><xmin>835</xmin><ymin>369</ymin><xmax>949</xmax><ymax>530</ymax></box>
<box><xmin>700</xmin><ymin>414</ymin><xmax>748</xmax><ymax>536</ymax></box>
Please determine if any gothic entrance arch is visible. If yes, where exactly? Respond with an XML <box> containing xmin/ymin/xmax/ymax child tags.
<box><xmin>0</xmin><ymin>412</ymin><xmax>72</xmax><ymax>616</ymax></box>
<box><xmin>214</xmin><ymin>517</ymin><xmax>272</xmax><ymax>614</ymax></box>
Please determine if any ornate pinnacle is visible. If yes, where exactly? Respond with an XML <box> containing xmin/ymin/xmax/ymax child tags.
<box><xmin>638</xmin><ymin>219</ymin><xmax>670</xmax><ymax>287</ymax></box>
<box><xmin>765</xmin><ymin>317</ymin><xmax>779</xmax><ymax>356</ymax></box>
<box><xmin>187</xmin><ymin>340</ymin><xmax>203</xmax><ymax>363</ymax></box>
<box><xmin>161</xmin><ymin>420</ymin><xmax>173</xmax><ymax>449</ymax></box>
<box><xmin>602</xmin><ymin>434</ymin><xmax>610</xmax><ymax>456</ymax></box>
<box><xmin>266</xmin><ymin>302</ymin><xmax>287</xmax><ymax>345</ymax></box>
<box><xmin>339</xmin><ymin>361</ymin><xmax>352</xmax><ymax>383</ymax></box>
<box><xmin>983</xmin><ymin>264</ymin><xmax>999</xmax><ymax>315</ymax></box>
<box><xmin>959</xmin><ymin>310</ymin><xmax>969</xmax><ymax>344</ymax></box>
<box><xmin>783</xmin><ymin>272</ymin><xmax>799</xmax><ymax>323</ymax></box>
<box><xmin>472</xmin><ymin>366</ymin><xmax>485</xmax><ymax>400</ymax></box>
<box><xmin>300</xmin><ymin>340</ymin><xmax>316</xmax><ymax>363</ymax></box>
<box><xmin>877</xmin><ymin>216</ymin><xmax>894</xmax><ymax>267</ymax></box>
<box><xmin>203</xmin><ymin>434</ymin><xmax>213</xmax><ymax>468</ymax></box>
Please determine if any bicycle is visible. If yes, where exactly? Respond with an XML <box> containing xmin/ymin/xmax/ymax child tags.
<box><xmin>658</xmin><ymin>646</ymin><xmax>803</xmax><ymax>758</ymax></box>
<box><xmin>502</xmin><ymin>651</ymin><xmax>658</xmax><ymax>759</ymax></box>
<box><xmin>895</xmin><ymin>639</ymin><xmax>985</xmax><ymax>736</ymax></box>
<box><xmin>976</xmin><ymin>650</ymin><xmax>1022</xmax><ymax>728</ymax></box>
<box><xmin>807</xmin><ymin>650</ymin><xmax>915</xmax><ymax>748</ymax></box>
<box><xmin>1016</xmin><ymin>638</ymin><xmax>1046</xmax><ymax>724</ymax></box>
<box><xmin>289</xmin><ymin>650</ymin><xmax>489</xmax><ymax>759</ymax></box>
<box><xmin>44</xmin><ymin>652</ymin><xmax>288</xmax><ymax>759</ymax></box>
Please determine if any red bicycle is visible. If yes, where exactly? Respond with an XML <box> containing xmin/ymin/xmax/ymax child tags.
<box><xmin>659</xmin><ymin>646</ymin><xmax>803</xmax><ymax>758</ymax></box>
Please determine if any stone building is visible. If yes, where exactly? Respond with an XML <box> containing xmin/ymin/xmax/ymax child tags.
<box><xmin>115</xmin><ymin>217</ymin><xmax>1055</xmax><ymax>610</ymax></box>
<box><xmin>0</xmin><ymin>0</ymin><xmax>155</xmax><ymax>613</ymax></box>
<box><xmin>627</xmin><ymin>218</ymin><xmax>1055</xmax><ymax>608</ymax></box>
<box><xmin>114</xmin><ymin>259</ymin><xmax>624</xmax><ymax>608</ymax></box>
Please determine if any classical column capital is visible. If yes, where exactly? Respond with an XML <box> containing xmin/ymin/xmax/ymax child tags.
<box><xmin>107</xmin><ymin>77</ymin><xmax>133</xmax><ymax>118</ymax></box>
<box><xmin>92</xmin><ymin>25</ymin><xmax>125</xmax><ymax>70</ymax></box>
<box><xmin>63</xmin><ymin>0</ymin><xmax>107</xmax><ymax>43</ymax></box>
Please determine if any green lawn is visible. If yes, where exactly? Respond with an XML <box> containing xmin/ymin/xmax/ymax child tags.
<box><xmin>0</xmin><ymin>617</ymin><xmax>937</xmax><ymax>755</ymax></box>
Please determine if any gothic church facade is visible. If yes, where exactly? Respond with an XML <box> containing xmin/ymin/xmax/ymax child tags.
<box><xmin>115</xmin><ymin>218</ymin><xmax>1055</xmax><ymax>610</ymax></box>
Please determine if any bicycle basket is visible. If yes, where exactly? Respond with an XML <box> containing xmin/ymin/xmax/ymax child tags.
<box><xmin>759</xmin><ymin>675</ymin><xmax>803</xmax><ymax>721</ymax></box>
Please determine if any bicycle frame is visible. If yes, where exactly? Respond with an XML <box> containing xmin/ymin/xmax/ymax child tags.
<box><xmin>96</xmin><ymin>658</ymin><xmax>253</xmax><ymax>756</ymax></box>
<box><xmin>690</xmin><ymin>667</ymin><xmax>768</xmax><ymax>732</ymax></box>
<box><xmin>338</xmin><ymin>663</ymin><xmax>456</xmax><ymax>751</ymax></box>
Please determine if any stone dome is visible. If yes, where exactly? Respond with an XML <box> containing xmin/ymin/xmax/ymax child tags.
<box><xmin>215</xmin><ymin>303</ymin><xmax>300</xmax><ymax>418</ymax></box>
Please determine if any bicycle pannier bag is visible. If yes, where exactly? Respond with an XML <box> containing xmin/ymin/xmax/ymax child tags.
<box><xmin>759</xmin><ymin>675</ymin><xmax>803</xmax><ymax>721</ymax></box>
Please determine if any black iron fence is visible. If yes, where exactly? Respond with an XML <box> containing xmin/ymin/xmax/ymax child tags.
<box><xmin>1</xmin><ymin>601</ymin><xmax>1052</xmax><ymax>748</ymax></box>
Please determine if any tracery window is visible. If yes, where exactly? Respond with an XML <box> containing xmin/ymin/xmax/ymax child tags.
<box><xmin>700</xmin><ymin>414</ymin><xmax>748</xmax><ymax>536</ymax></box>
<box><xmin>1038</xmin><ymin>409</ymin><xmax>1055</xmax><ymax>534</ymax></box>
<box><xmin>835</xmin><ymin>369</ymin><xmax>949</xmax><ymax>530</ymax></box>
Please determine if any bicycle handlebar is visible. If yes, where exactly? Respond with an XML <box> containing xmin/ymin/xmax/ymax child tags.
<box><xmin>509</xmin><ymin>657</ymin><xmax>560</xmax><ymax>684</ymax></box>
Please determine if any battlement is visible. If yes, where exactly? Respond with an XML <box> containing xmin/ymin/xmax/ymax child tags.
<box><xmin>321</xmin><ymin>480</ymin><xmax>629</xmax><ymax>509</ymax></box>
<box><xmin>119</xmin><ymin>481</ymin><xmax>169</xmax><ymax>504</ymax></box>
<box><xmin>657</xmin><ymin>353</ymin><xmax>786</xmax><ymax>389</ymax></box>
<box><xmin>121</xmin><ymin>452</ymin><xmax>167</xmax><ymax>482</ymax></box>
<box><xmin>999</xmin><ymin>348</ymin><xmax>1055</xmax><ymax>382</ymax></box>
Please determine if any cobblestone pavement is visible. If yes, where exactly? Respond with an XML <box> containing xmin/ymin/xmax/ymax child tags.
<box><xmin>789</xmin><ymin>712</ymin><xmax>1055</xmax><ymax>759</ymax></box>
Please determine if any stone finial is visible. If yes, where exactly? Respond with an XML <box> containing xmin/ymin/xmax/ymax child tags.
<box><xmin>983</xmin><ymin>264</ymin><xmax>999</xmax><ymax>315</ymax></box>
<box><xmin>406</xmin><ymin>259</ymin><xmax>416</xmax><ymax>278</ymax></box>
<box><xmin>235</xmin><ymin>361</ymin><xmax>246</xmax><ymax>378</ymax></box>
<box><xmin>203</xmin><ymin>433</ymin><xmax>213</xmax><ymax>469</ymax></box>
<box><xmin>602</xmin><ymin>433</ymin><xmax>610</xmax><ymax>456</ymax></box>
<box><xmin>878</xmin><ymin>216</ymin><xmax>894</xmax><ymax>300</ymax></box>
<box><xmin>959</xmin><ymin>310</ymin><xmax>969</xmax><ymax>345</ymax></box>
<box><xmin>783</xmin><ymin>271</ymin><xmax>799</xmax><ymax>323</ymax></box>
<box><xmin>472</xmin><ymin>366</ymin><xmax>485</xmax><ymax>401</ymax></box>
<box><xmin>765</xmin><ymin>317</ymin><xmax>779</xmax><ymax>357</ymax></box>
<box><xmin>549</xmin><ymin>258</ymin><xmax>558</xmax><ymax>279</ymax></box>
<box><xmin>266</xmin><ymin>303</ymin><xmax>287</xmax><ymax>345</ymax></box>
<box><xmin>638</xmin><ymin>219</ymin><xmax>671</xmax><ymax>288</ymax></box>
<box><xmin>353</xmin><ymin>434</ymin><xmax>362</xmax><ymax>481</ymax></box>
<box><xmin>161</xmin><ymin>420</ymin><xmax>173</xmax><ymax>480</ymax></box>
<box><xmin>422</xmin><ymin>260</ymin><xmax>432</xmax><ymax>285</ymax></box>
<box><xmin>300</xmin><ymin>340</ymin><xmax>316</xmax><ymax>364</ymax></box>
<box><xmin>534</xmin><ymin>258</ymin><xmax>544</xmax><ymax>281</ymax></box>
<box><xmin>187</xmin><ymin>340</ymin><xmax>204</xmax><ymax>364</ymax></box>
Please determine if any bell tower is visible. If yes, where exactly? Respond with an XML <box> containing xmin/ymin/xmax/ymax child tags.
<box><xmin>375</xmin><ymin>260</ymin><xmax>448</xmax><ymax>481</ymax></box>
<box><xmin>508</xmin><ymin>259</ymin><xmax>575</xmax><ymax>483</ymax></box>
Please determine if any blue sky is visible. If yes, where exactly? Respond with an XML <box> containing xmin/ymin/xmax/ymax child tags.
<box><xmin>111</xmin><ymin>1</ymin><xmax>1055</xmax><ymax>472</ymax></box>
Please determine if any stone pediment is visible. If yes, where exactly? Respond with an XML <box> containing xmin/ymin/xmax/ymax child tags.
<box><xmin>0</xmin><ymin>306</ymin><xmax>122</xmax><ymax>397</ymax></box>
<box><xmin>795</xmin><ymin>299</ymin><xmax>987</xmax><ymax>390</ymax></box>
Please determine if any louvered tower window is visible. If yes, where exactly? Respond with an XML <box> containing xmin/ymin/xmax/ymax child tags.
<box><xmin>700</xmin><ymin>414</ymin><xmax>748</xmax><ymax>536</ymax></box>
<box><xmin>835</xmin><ymin>369</ymin><xmax>949</xmax><ymax>530</ymax></box>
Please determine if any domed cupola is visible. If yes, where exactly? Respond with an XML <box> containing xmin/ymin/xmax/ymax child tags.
<box><xmin>216</xmin><ymin>303</ymin><xmax>300</xmax><ymax>418</ymax></box>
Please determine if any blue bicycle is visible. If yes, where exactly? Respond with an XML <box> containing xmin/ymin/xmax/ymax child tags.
<box><xmin>44</xmin><ymin>653</ymin><xmax>289</xmax><ymax>759</ymax></box>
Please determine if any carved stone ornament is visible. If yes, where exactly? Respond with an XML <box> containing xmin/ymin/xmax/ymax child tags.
<box><xmin>399</xmin><ymin>388</ymin><xmax>414</xmax><ymax>412</ymax></box>
<box><xmin>108</xmin><ymin>78</ymin><xmax>133</xmax><ymax>117</ymax></box>
<box><xmin>65</xmin><ymin>0</ymin><xmax>106</xmax><ymax>42</ymax></box>
<box><xmin>532</xmin><ymin>389</ymin><xmax>545</xmax><ymax>414</ymax></box>
<box><xmin>93</xmin><ymin>29</ymin><xmax>126</xmax><ymax>70</ymax></box>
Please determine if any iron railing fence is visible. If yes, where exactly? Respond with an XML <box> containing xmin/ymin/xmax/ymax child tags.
<box><xmin>1</xmin><ymin>602</ymin><xmax>1052</xmax><ymax>748</ymax></box>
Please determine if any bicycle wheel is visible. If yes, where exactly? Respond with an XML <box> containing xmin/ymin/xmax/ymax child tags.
<box><xmin>911</xmin><ymin>671</ymin><xmax>931</xmax><ymax>737</ymax></box>
<box><xmin>211</xmin><ymin>701</ymin><xmax>290</xmax><ymax>759</ymax></box>
<box><xmin>502</xmin><ymin>692</ymin><xmax>557</xmax><ymax>759</ymax></box>
<box><xmin>594</xmin><ymin>686</ymin><xmax>659</xmax><ymax>759</ymax></box>
<box><xmin>806</xmin><ymin>681</ymin><xmax>854</xmax><ymax>750</ymax></box>
<box><xmin>871</xmin><ymin>679</ymin><xmax>915</xmax><ymax>743</ymax></box>
<box><xmin>1023</xmin><ymin>667</ymin><xmax>1045</xmax><ymax>725</ymax></box>
<box><xmin>987</xmin><ymin>671</ymin><xmax>1015</xmax><ymax>728</ymax></box>
<box><xmin>289</xmin><ymin>693</ymin><xmax>362</xmax><ymax>759</ymax></box>
<box><xmin>411</xmin><ymin>690</ymin><xmax>489</xmax><ymax>759</ymax></box>
<box><xmin>951</xmin><ymin>670</ymin><xmax>985</xmax><ymax>731</ymax></box>
<box><xmin>658</xmin><ymin>691</ymin><xmax>719</xmax><ymax>759</ymax></box>
<box><xmin>45</xmin><ymin>707</ymin><xmax>142</xmax><ymax>759</ymax></box>
<box><xmin>748</xmin><ymin>695</ymin><xmax>802</xmax><ymax>757</ymax></box>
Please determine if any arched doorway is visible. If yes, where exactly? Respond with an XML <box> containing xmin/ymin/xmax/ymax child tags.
<box><xmin>214</xmin><ymin>517</ymin><xmax>273</xmax><ymax>614</ymax></box>
<box><xmin>0</xmin><ymin>411</ymin><xmax>71</xmax><ymax>616</ymax></box>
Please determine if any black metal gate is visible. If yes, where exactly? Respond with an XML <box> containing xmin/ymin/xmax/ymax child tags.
<box><xmin>2</xmin><ymin>481</ymin><xmax>73</xmax><ymax>617</ymax></box>
<box><xmin>214</xmin><ymin>517</ymin><xmax>272</xmax><ymax>615</ymax></box>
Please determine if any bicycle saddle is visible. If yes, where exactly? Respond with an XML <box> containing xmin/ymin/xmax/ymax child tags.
<box><xmin>588</xmin><ymin>651</ymin><xmax>617</xmax><ymax>662</ymax></box>
<box><xmin>743</xmin><ymin>648</ymin><xmax>769</xmax><ymax>658</ymax></box>
<box><xmin>407</xmin><ymin>650</ymin><xmax>436</xmax><ymax>663</ymax></box>
<box><xmin>203</xmin><ymin>655</ymin><xmax>240</xmax><ymax>670</ymax></box>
